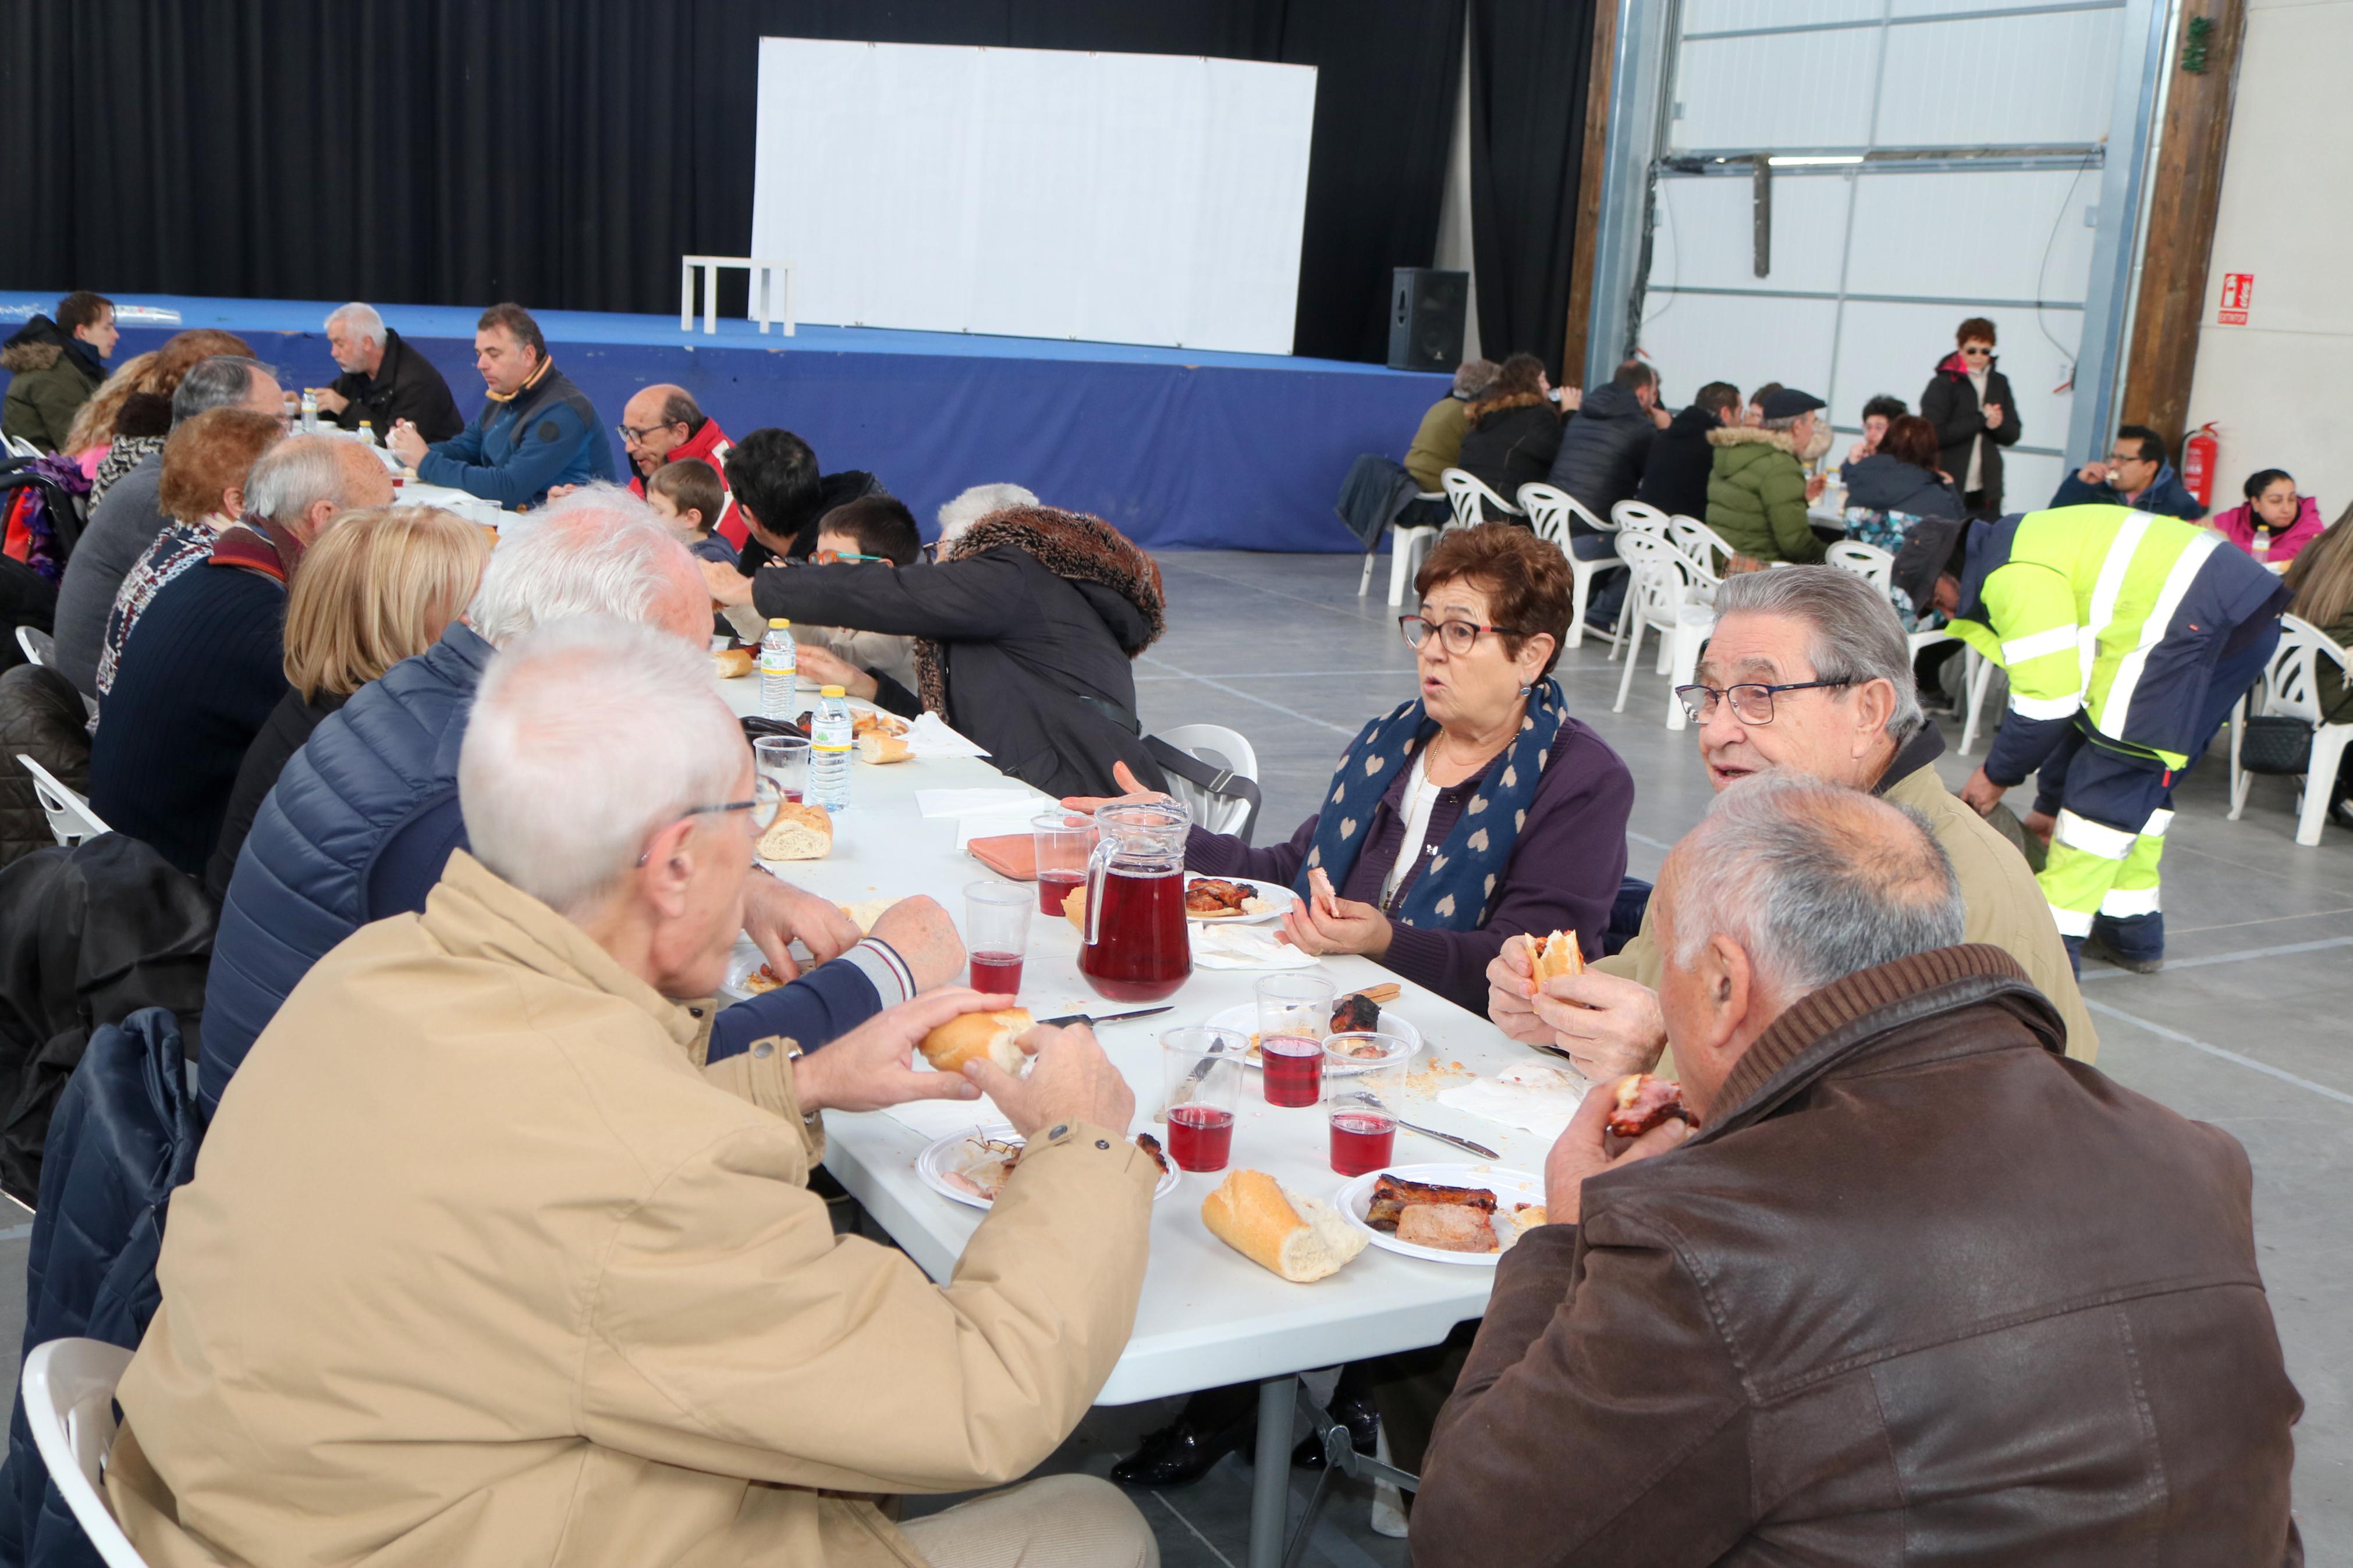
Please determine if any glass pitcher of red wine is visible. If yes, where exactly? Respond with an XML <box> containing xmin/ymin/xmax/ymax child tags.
<box><xmin>1078</xmin><ymin>798</ymin><xmax>1194</xmax><ymax>1002</ymax></box>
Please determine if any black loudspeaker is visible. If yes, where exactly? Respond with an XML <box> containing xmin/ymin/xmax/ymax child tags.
<box><xmin>1387</xmin><ymin>268</ymin><xmax>1468</xmax><ymax>372</ymax></box>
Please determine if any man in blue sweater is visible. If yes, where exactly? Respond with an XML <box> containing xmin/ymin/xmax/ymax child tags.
<box><xmin>201</xmin><ymin>489</ymin><xmax>954</xmax><ymax>1116</ymax></box>
<box><xmin>387</xmin><ymin>303</ymin><xmax>612</xmax><ymax>509</ymax></box>
<box><xmin>2047</xmin><ymin>424</ymin><xmax>2206</xmax><ymax>521</ymax></box>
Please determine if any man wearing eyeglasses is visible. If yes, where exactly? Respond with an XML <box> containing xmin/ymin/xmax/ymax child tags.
<box><xmin>1488</xmin><ymin>566</ymin><xmax>2095</xmax><ymax>1076</ymax></box>
<box><xmin>2049</xmin><ymin>425</ymin><xmax>2207</xmax><ymax>522</ymax></box>
<box><xmin>614</xmin><ymin>383</ymin><xmax>744</xmax><ymax>547</ymax></box>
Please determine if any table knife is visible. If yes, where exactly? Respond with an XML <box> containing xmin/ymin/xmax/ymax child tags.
<box><xmin>1034</xmin><ymin>1005</ymin><xmax>1174</xmax><ymax>1029</ymax></box>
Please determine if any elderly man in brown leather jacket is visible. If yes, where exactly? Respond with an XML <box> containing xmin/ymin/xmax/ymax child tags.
<box><xmin>1417</xmin><ymin>774</ymin><xmax>2302</xmax><ymax>1566</ymax></box>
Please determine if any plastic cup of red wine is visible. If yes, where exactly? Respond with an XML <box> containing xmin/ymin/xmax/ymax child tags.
<box><xmin>1032</xmin><ymin>811</ymin><xmax>1094</xmax><ymax>916</ymax></box>
<box><xmin>754</xmin><ymin>735</ymin><xmax>810</xmax><ymax>805</ymax></box>
<box><xmin>1256</xmin><ymin>973</ymin><xmax>1334</xmax><ymax>1108</ymax></box>
<box><xmin>963</xmin><ymin>880</ymin><xmax>1034</xmax><ymax>995</ymax></box>
<box><xmin>1160</xmin><ymin>1026</ymin><xmax>1247</xmax><ymax>1173</ymax></box>
<box><xmin>1324</xmin><ymin>1032</ymin><xmax>1414</xmax><ymax>1176</ymax></box>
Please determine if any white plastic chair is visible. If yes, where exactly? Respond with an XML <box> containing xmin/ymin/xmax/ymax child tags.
<box><xmin>1155</xmin><ymin>724</ymin><xmax>1261</xmax><ymax>840</ymax></box>
<box><xmin>1611</xmin><ymin>500</ymin><xmax>1671</xmax><ymax>537</ymax></box>
<box><xmin>2228</xmin><ymin>614</ymin><xmax>2353</xmax><ymax>847</ymax></box>
<box><xmin>20</xmin><ymin>1339</ymin><xmax>151</xmax><ymax>1568</ymax></box>
<box><xmin>15</xmin><ymin>625</ymin><xmax>53</xmax><ymax>667</ymax></box>
<box><xmin>6</xmin><ymin>434</ymin><xmax>44</xmax><ymax>461</ymax></box>
<box><xmin>1826</xmin><ymin>541</ymin><xmax>1964</xmax><ymax>661</ymax></box>
<box><xmin>16</xmin><ymin>753</ymin><xmax>108</xmax><ymax>847</ymax></box>
<box><xmin>1612</xmin><ymin>532</ymin><xmax>1715</xmax><ymax>727</ymax></box>
<box><xmin>1440</xmin><ymin>468</ymin><xmax>1521</xmax><ymax>532</ymax></box>
<box><xmin>1361</xmin><ymin>493</ymin><xmax>1447</xmax><ymax>608</ymax></box>
<box><xmin>1669</xmin><ymin>514</ymin><xmax>1738</xmax><ymax>573</ymax></box>
<box><xmin>1516</xmin><ymin>483</ymin><xmax>1623</xmax><ymax>650</ymax></box>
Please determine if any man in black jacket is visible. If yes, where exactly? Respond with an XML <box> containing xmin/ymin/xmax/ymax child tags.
<box><xmin>1633</xmin><ymin>380</ymin><xmax>1739</xmax><ymax>521</ymax></box>
<box><xmin>313</xmin><ymin>303</ymin><xmax>463</xmax><ymax>445</ymax></box>
<box><xmin>1546</xmin><ymin>360</ymin><xmax>1669</xmax><ymax>630</ymax></box>
<box><xmin>1414</xmin><ymin>774</ymin><xmax>2302</xmax><ymax>1567</ymax></box>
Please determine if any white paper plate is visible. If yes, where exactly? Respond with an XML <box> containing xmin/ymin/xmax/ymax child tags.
<box><xmin>1184</xmin><ymin>876</ymin><xmax>1297</xmax><ymax>926</ymax></box>
<box><xmin>917</xmin><ymin>1123</ymin><xmax>1182</xmax><ymax>1210</ymax></box>
<box><xmin>719</xmin><ymin>941</ymin><xmax>782</xmax><ymax>1004</ymax></box>
<box><xmin>1333</xmin><ymin>1162</ymin><xmax>1546</xmax><ymax>1267</ymax></box>
<box><xmin>1203</xmin><ymin>1002</ymin><xmax>1424</xmax><ymax>1071</ymax></box>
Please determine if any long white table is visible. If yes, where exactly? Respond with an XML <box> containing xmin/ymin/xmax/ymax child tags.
<box><xmin>716</xmin><ymin>673</ymin><xmax>1553</xmax><ymax>1565</ymax></box>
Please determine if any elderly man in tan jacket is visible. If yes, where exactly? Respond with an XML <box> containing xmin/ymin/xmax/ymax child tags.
<box><xmin>1490</xmin><ymin>565</ymin><xmax>2096</xmax><ymax>1072</ymax></box>
<box><xmin>107</xmin><ymin>617</ymin><xmax>1162</xmax><ymax>1568</ymax></box>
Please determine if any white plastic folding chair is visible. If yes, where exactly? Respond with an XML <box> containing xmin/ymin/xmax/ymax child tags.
<box><xmin>15</xmin><ymin>624</ymin><xmax>54</xmax><ymax>667</ymax></box>
<box><xmin>1826</xmin><ymin>541</ymin><xmax>1964</xmax><ymax>661</ymax></box>
<box><xmin>1440</xmin><ymin>468</ymin><xmax>1521</xmax><ymax>532</ymax></box>
<box><xmin>2227</xmin><ymin>615</ymin><xmax>2353</xmax><ymax>847</ymax></box>
<box><xmin>1669</xmin><ymin>514</ymin><xmax>1737</xmax><ymax>573</ymax></box>
<box><xmin>6</xmin><ymin>434</ymin><xmax>43</xmax><ymax>461</ymax></box>
<box><xmin>1366</xmin><ymin>493</ymin><xmax>1447</xmax><ymax>608</ymax></box>
<box><xmin>1153</xmin><ymin>724</ymin><xmax>1262</xmax><ymax>841</ymax></box>
<box><xmin>1611</xmin><ymin>500</ymin><xmax>1671</xmax><ymax>537</ymax></box>
<box><xmin>20</xmin><ymin>1339</ymin><xmax>152</xmax><ymax>1568</ymax></box>
<box><xmin>16</xmin><ymin>753</ymin><xmax>108</xmax><ymax>847</ymax></box>
<box><xmin>1613</xmin><ymin>532</ymin><xmax>1715</xmax><ymax>727</ymax></box>
<box><xmin>1517</xmin><ymin>483</ymin><xmax>1623</xmax><ymax>650</ymax></box>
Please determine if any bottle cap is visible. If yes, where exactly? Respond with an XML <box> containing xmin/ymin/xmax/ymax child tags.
<box><xmin>768</xmin><ymin>618</ymin><xmax>789</xmax><ymax>628</ymax></box>
<box><xmin>821</xmin><ymin>685</ymin><xmax>846</xmax><ymax>698</ymax></box>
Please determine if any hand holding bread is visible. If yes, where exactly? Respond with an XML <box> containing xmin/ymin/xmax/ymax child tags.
<box><xmin>790</xmin><ymin>990</ymin><xmax>998</xmax><ymax>1117</ymax></box>
<box><xmin>961</xmin><ymin>1020</ymin><xmax>1134</xmax><ymax>1141</ymax></box>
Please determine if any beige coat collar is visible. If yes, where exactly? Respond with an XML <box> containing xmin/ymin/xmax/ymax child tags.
<box><xmin>1705</xmin><ymin>424</ymin><xmax>1802</xmax><ymax>455</ymax></box>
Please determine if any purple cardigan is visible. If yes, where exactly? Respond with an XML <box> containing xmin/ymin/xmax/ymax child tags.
<box><xmin>1186</xmin><ymin>716</ymin><xmax>1633</xmax><ymax>1014</ymax></box>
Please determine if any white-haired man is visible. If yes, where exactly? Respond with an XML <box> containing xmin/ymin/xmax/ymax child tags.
<box><xmin>935</xmin><ymin>482</ymin><xmax>1038</xmax><ymax>550</ymax></box>
<box><xmin>1416</xmin><ymin>775</ymin><xmax>2299</xmax><ymax>1563</ymax></box>
<box><xmin>88</xmin><ymin>436</ymin><xmax>392</xmax><ymax>878</ymax></box>
<box><xmin>1490</xmin><ymin>564</ymin><xmax>2095</xmax><ymax>1073</ymax></box>
<box><xmin>111</xmin><ymin>618</ymin><xmax>1165</xmax><ymax>1568</ymax></box>
<box><xmin>311</xmin><ymin>301</ymin><xmax>463</xmax><ymax>443</ymax></box>
<box><xmin>200</xmin><ymin>487</ymin><xmax>934</xmax><ymax>1115</ymax></box>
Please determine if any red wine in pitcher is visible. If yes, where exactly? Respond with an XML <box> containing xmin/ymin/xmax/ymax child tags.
<box><xmin>1328</xmin><ymin>1111</ymin><xmax>1396</xmax><ymax>1176</ymax></box>
<box><xmin>1078</xmin><ymin>869</ymin><xmax>1191</xmax><ymax>1001</ymax></box>
<box><xmin>1166</xmin><ymin>1104</ymin><xmax>1234</xmax><ymax>1172</ymax></box>
<box><xmin>1037</xmin><ymin>869</ymin><xmax>1084</xmax><ymax>916</ymax></box>
<box><xmin>967</xmin><ymin>952</ymin><xmax>1024</xmax><ymax>994</ymax></box>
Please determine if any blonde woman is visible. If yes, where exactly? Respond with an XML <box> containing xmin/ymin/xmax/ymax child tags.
<box><xmin>205</xmin><ymin>507</ymin><xmax>490</xmax><ymax>899</ymax></box>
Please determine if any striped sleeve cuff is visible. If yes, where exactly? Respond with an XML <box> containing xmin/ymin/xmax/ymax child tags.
<box><xmin>836</xmin><ymin>937</ymin><xmax>916</xmax><ymax>1006</ymax></box>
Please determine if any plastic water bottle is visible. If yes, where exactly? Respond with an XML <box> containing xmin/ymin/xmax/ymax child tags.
<box><xmin>299</xmin><ymin>389</ymin><xmax>319</xmax><ymax>433</ymax></box>
<box><xmin>758</xmin><ymin>618</ymin><xmax>796</xmax><ymax>720</ymax></box>
<box><xmin>357</xmin><ymin>419</ymin><xmax>376</xmax><ymax>447</ymax></box>
<box><xmin>810</xmin><ymin>685</ymin><xmax>853</xmax><ymax>812</ymax></box>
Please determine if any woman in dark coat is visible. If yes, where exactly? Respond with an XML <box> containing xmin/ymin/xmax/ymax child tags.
<box><xmin>1919</xmin><ymin>317</ymin><xmax>2020</xmax><ymax>517</ymax></box>
<box><xmin>1454</xmin><ymin>353</ymin><xmax>1563</xmax><ymax>517</ymax></box>
<box><xmin>1839</xmin><ymin>414</ymin><xmax>1962</xmax><ymax>630</ymax></box>
<box><xmin>709</xmin><ymin>503</ymin><xmax>1170</xmax><ymax>799</ymax></box>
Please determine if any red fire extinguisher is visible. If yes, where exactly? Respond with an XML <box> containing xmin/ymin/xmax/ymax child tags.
<box><xmin>2182</xmin><ymin>422</ymin><xmax>2220</xmax><ymax>510</ymax></box>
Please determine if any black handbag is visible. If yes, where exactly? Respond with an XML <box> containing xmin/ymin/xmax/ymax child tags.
<box><xmin>2238</xmin><ymin>714</ymin><xmax>2315</xmax><ymax>776</ymax></box>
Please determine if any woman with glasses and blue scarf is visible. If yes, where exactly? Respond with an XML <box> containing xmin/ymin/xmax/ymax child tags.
<box><xmin>1070</xmin><ymin>523</ymin><xmax>1635</xmax><ymax>1489</ymax></box>
<box><xmin>1071</xmin><ymin>524</ymin><xmax>1634</xmax><ymax>1021</ymax></box>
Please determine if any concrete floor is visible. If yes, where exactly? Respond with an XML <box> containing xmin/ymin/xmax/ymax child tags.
<box><xmin>2</xmin><ymin>546</ymin><xmax>2345</xmax><ymax>1565</ymax></box>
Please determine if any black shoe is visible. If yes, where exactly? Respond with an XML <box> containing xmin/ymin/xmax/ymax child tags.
<box><xmin>1111</xmin><ymin>1413</ymin><xmax>1253</xmax><ymax>1488</ymax></box>
<box><xmin>2084</xmin><ymin>933</ymin><xmax>2163</xmax><ymax>974</ymax></box>
<box><xmin>1292</xmin><ymin>1391</ymin><xmax>1380</xmax><ymax>1470</ymax></box>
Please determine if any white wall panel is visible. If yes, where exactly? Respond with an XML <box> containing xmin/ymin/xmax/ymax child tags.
<box><xmin>1639</xmin><ymin>290</ymin><xmax>1840</xmax><ymax>410</ymax></box>
<box><xmin>1843</xmin><ymin>169</ymin><xmax>2099</xmax><ymax>301</ymax></box>
<box><xmin>1890</xmin><ymin>0</ymin><xmax>2118</xmax><ymax>14</ymax></box>
<box><xmin>1684</xmin><ymin>0</ymin><xmax>1881</xmax><ymax>32</ymax></box>
<box><xmin>1875</xmin><ymin>10</ymin><xmax>2119</xmax><ymax>146</ymax></box>
<box><xmin>2185</xmin><ymin>0</ymin><xmax>2353</xmax><ymax>514</ymax></box>
<box><xmin>1649</xmin><ymin>175</ymin><xmax>1851</xmax><ymax>296</ymax></box>
<box><xmin>1671</xmin><ymin>28</ymin><xmax>1881</xmax><ymax>150</ymax></box>
<box><xmin>749</xmin><ymin>38</ymin><xmax>1315</xmax><ymax>352</ymax></box>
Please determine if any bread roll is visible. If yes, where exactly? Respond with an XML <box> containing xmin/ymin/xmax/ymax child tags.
<box><xmin>758</xmin><ymin>802</ymin><xmax>832</xmax><ymax>861</ymax></box>
<box><xmin>1063</xmin><ymin>884</ymin><xmax>1087</xmax><ymax>930</ymax></box>
<box><xmin>837</xmin><ymin>898</ymin><xmax>892</xmax><ymax>933</ymax></box>
<box><xmin>712</xmin><ymin>646</ymin><xmax>755</xmax><ymax>680</ymax></box>
<box><xmin>1201</xmin><ymin>1169</ymin><xmax>1367</xmax><ymax>1283</ymax></box>
<box><xmin>1528</xmin><ymin>930</ymin><xmax>1584</xmax><ymax>992</ymax></box>
<box><xmin>857</xmin><ymin>732</ymin><xmax>913</xmax><ymax>765</ymax></box>
<box><xmin>919</xmin><ymin>1008</ymin><xmax>1034</xmax><ymax>1077</ymax></box>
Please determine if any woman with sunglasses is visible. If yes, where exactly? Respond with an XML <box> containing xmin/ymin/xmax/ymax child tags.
<box><xmin>1920</xmin><ymin>317</ymin><xmax>2020</xmax><ymax>518</ymax></box>
<box><xmin>1067</xmin><ymin>524</ymin><xmax>1632</xmax><ymax>1016</ymax></box>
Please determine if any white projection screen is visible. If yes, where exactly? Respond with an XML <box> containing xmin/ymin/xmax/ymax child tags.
<box><xmin>748</xmin><ymin>38</ymin><xmax>1318</xmax><ymax>354</ymax></box>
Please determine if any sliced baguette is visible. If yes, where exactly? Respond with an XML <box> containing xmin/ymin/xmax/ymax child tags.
<box><xmin>1201</xmin><ymin>1169</ymin><xmax>1367</xmax><ymax>1283</ymax></box>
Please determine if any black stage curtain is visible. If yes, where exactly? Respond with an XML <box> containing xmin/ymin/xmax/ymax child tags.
<box><xmin>1465</xmin><ymin>0</ymin><xmax>1601</xmax><ymax>379</ymax></box>
<box><xmin>0</xmin><ymin>0</ymin><xmax>1461</xmax><ymax>364</ymax></box>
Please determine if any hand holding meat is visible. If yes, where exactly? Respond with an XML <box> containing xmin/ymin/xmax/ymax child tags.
<box><xmin>1543</xmin><ymin>1067</ymin><xmax>1693</xmax><ymax>1224</ymax></box>
<box><xmin>963</xmin><ymin>1021</ymin><xmax>1134</xmax><ymax>1140</ymax></box>
<box><xmin>740</xmin><ymin>872</ymin><xmax>862</xmax><ymax>980</ymax></box>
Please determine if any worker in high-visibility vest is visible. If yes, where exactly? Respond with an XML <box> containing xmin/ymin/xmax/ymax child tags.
<box><xmin>1894</xmin><ymin>506</ymin><xmax>2288</xmax><ymax>972</ymax></box>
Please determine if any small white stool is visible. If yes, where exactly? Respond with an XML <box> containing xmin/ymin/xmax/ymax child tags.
<box><xmin>679</xmin><ymin>257</ymin><xmax>795</xmax><ymax>336</ymax></box>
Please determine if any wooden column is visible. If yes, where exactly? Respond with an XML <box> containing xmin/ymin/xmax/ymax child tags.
<box><xmin>2118</xmin><ymin>0</ymin><xmax>2246</xmax><ymax>451</ymax></box>
<box><xmin>1562</xmin><ymin>0</ymin><xmax>1619</xmax><ymax>384</ymax></box>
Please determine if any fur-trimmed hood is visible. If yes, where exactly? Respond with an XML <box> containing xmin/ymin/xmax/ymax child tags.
<box><xmin>1706</xmin><ymin>423</ymin><xmax>1801</xmax><ymax>455</ymax></box>
<box><xmin>1465</xmin><ymin>390</ymin><xmax>1556</xmax><ymax>429</ymax></box>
